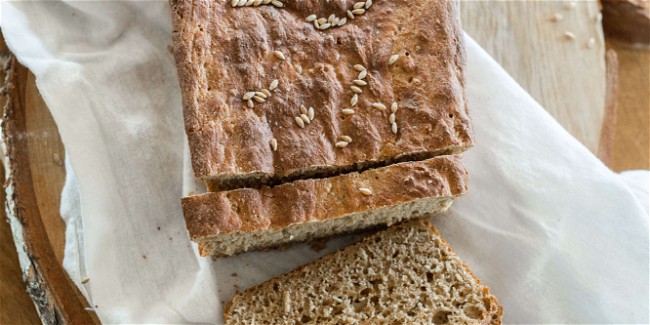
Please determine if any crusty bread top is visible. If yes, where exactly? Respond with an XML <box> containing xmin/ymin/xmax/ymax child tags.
<box><xmin>171</xmin><ymin>0</ymin><xmax>472</xmax><ymax>180</ymax></box>
<box><xmin>182</xmin><ymin>155</ymin><xmax>467</xmax><ymax>240</ymax></box>
<box><xmin>224</xmin><ymin>218</ymin><xmax>502</xmax><ymax>324</ymax></box>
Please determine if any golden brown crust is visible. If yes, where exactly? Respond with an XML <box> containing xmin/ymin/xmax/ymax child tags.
<box><xmin>224</xmin><ymin>218</ymin><xmax>502</xmax><ymax>324</ymax></box>
<box><xmin>171</xmin><ymin>0</ymin><xmax>472</xmax><ymax>181</ymax></box>
<box><xmin>182</xmin><ymin>155</ymin><xmax>467</xmax><ymax>240</ymax></box>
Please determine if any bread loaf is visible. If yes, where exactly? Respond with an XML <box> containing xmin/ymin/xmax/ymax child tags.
<box><xmin>225</xmin><ymin>218</ymin><xmax>503</xmax><ymax>324</ymax></box>
<box><xmin>183</xmin><ymin>155</ymin><xmax>467</xmax><ymax>256</ymax></box>
<box><xmin>170</xmin><ymin>0</ymin><xmax>472</xmax><ymax>190</ymax></box>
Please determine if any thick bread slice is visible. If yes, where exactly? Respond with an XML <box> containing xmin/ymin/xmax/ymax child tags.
<box><xmin>225</xmin><ymin>219</ymin><xmax>503</xmax><ymax>324</ymax></box>
<box><xmin>171</xmin><ymin>0</ymin><xmax>473</xmax><ymax>190</ymax></box>
<box><xmin>182</xmin><ymin>155</ymin><xmax>467</xmax><ymax>256</ymax></box>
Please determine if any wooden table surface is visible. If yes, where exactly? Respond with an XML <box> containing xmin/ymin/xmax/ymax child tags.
<box><xmin>1</xmin><ymin>2</ymin><xmax>648</xmax><ymax>324</ymax></box>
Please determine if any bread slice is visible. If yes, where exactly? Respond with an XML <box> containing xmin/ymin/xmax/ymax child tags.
<box><xmin>225</xmin><ymin>218</ymin><xmax>503</xmax><ymax>324</ymax></box>
<box><xmin>171</xmin><ymin>0</ymin><xmax>473</xmax><ymax>190</ymax></box>
<box><xmin>182</xmin><ymin>155</ymin><xmax>467</xmax><ymax>256</ymax></box>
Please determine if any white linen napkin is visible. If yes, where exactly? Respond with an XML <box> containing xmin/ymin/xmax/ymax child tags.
<box><xmin>2</xmin><ymin>1</ymin><xmax>648</xmax><ymax>323</ymax></box>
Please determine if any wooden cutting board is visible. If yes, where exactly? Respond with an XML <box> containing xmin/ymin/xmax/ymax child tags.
<box><xmin>1</xmin><ymin>1</ymin><xmax>646</xmax><ymax>323</ymax></box>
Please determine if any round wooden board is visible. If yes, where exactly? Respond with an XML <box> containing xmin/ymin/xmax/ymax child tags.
<box><xmin>1</xmin><ymin>55</ymin><xmax>100</xmax><ymax>324</ymax></box>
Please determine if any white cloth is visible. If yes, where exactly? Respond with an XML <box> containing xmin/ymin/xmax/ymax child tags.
<box><xmin>3</xmin><ymin>1</ymin><xmax>648</xmax><ymax>324</ymax></box>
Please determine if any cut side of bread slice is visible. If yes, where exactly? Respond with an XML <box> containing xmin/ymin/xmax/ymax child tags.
<box><xmin>182</xmin><ymin>155</ymin><xmax>467</xmax><ymax>256</ymax></box>
<box><xmin>225</xmin><ymin>218</ymin><xmax>503</xmax><ymax>324</ymax></box>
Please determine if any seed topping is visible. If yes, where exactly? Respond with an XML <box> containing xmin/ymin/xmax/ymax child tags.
<box><xmin>274</xmin><ymin>50</ymin><xmax>286</xmax><ymax>60</ymax></box>
<box><xmin>351</xmin><ymin>94</ymin><xmax>359</xmax><ymax>106</ymax></box>
<box><xmin>388</xmin><ymin>54</ymin><xmax>399</xmax><ymax>65</ymax></box>
<box><xmin>359</xmin><ymin>187</ymin><xmax>373</xmax><ymax>195</ymax></box>
<box><xmin>295</xmin><ymin>116</ymin><xmax>305</xmax><ymax>128</ymax></box>
<box><xmin>269</xmin><ymin>79</ymin><xmax>279</xmax><ymax>90</ymax></box>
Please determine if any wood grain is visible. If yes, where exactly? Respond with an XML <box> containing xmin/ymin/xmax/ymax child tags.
<box><xmin>461</xmin><ymin>0</ymin><xmax>607</xmax><ymax>154</ymax></box>
<box><xmin>607</xmin><ymin>39</ymin><xmax>650</xmax><ymax>171</ymax></box>
<box><xmin>0</xmin><ymin>40</ymin><xmax>40</xmax><ymax>325</ymax></box>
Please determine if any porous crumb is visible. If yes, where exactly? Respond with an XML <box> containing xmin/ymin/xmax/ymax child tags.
<box><xmin>225</xmin><ymin>220</ymin><xmax>502</xmax><ymax>324</ymax></box>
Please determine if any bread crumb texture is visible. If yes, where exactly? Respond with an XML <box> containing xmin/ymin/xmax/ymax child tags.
<box><xmin>225</xmin><ymin>219</ymin><xmax>502</xmax><ymax>324</ymax></box>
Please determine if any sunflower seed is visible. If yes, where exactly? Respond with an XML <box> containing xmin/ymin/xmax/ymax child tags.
<box><xmin>352</xmin><ymin>8</ymin><xmax>365</xmax><ymax>15</ymax></box>
<box><xmin>391</xmin><ymin>122</ymin><xmax>398</xmax><ymax>134</ymax></box>
<box><xmin>353</xmin><ymin>79</ymin><xmax>367</xmax><ymax>86</ymax></box>
<box><xmin>389</xmin><ymin>113</ymin><xmax>396</xmax><ymax>124</ymax></box>
<box><xmin>358</xmin><ymin>69</ymin><xmax>367</xmax><ymax>79</ymax></box>
<box><xmin>331</xmin><ymin>17</ymin><xmax>340</xmax><ymax>26</ymax></box>
<box><xmin>255</xmin><ymin>91</ymin><xmax>267</xmax><ymax>99</ymax></box>
<box><xmin>347</xmin><ymin>10</ymin><xmax>355</xmax><ymax>19</ymax></box>
<box><xmin>314</xmin><ymin>20</ymin><xmax>320</xmax><ymax>28</ymax></box>
<box><xmin>317</xmin><ymin>18</ymin><xmax>327</xmax><ymax>24</ymax></box>
<box><xmin>269</xmin><ymin>79</ymin><xmax>279</xmax><ymax>90</ymax></box>
<box><xmin>335</xmin><ymin>141</ymin><xmax>349</xmax><ymax>148</ymax></box>
<box><xmin>262</xmin><ymin>89</ymin><xmax>272</xmax><ymax>97</ymax></box>
<box><xmin>338</xmin><ymin>18</ymin><xmax>347</xmax><ymax>26</ymax></box>
<box><xmin>306</xmin><ymin>14</ymin><xmax>317</xmax><ymax>22</ymax></box>
<box><xmin>300</xmin><ymin>114</ymin><xmax>311</xmax><ymax>124</ymax></box>
<box><xmin>274</xmin><ymin>51</ymin><xmax>286</xmax><ymax>60</ymax></box>
<box><xmin>253</xmin><ymin>0</ymin><xmax>263</xmax><ymax>6</ymax></box>
<box><xmin>351</xmin><ymin>86</ymin><xmax>363</xmax><ymax>93</ymax></box>
<box><xmin>308</xmin><ymin>107</ymin><xmax>315</xmax><ymax>120</ymax></box>
<box><xmin>245</xmin><ymin>0</ymin><xmax>255</xmax><ymax>6</ymax></box>
<box><xmin>359</xmin><ymin>187</ymin><xmax>373</xmax><ymax>195</ymax></box>
<box><xmin>81</xmin><ymin>277</ymin><xmax>90</xmax><ymax>284</ymax></box>
<box><xmin>320</xmin><ymin>23</ymin><xmax>331</xmax><ymax>30</ymax></box>
<box><xmin>294</xmin><ymin>63</ymin><xmax>303</xmax><ymax>74</ymax></box>
<box><xmin>365</xmin><ymin>0</ymin><xmax>373</xmax><ymax>9</ymax></box>
<box><xmin>372</xmin><ymin>102</ymin><xmax>386</xmax><ymax>111</ymax></box>
<box><xmin>391</xmin><ymin>102</ymin><xmax>398</xmax><ymax>113</ymax></box>
<box><xmin>253</xmin><ymin>95</ymin><xmax>266</xmax><ymax>103</ymax></box>
<box><xmin>270</xmin><ymin>138</ymin><xmax>278</xmax><ymax>151</ymax></box>
<box><xmin>243</xmin><ymin>92</ymin><xmax>256</xmax><ymax>100</ymax></box>
<box><xmin>354</xmin><ymin>64</ymin><xmax>366</xmax><ymax>72</ymax></box>
<box><xmin>328</xmin><ymin>14</ymin><xmax>336</xmax><ymax>23</ymax></box>
<box><xmin>353</xmin><ymin>2</ymin><xmax>365</xmax><ymax>9</ymax></box>
<box><xmin>341</xmin><ymin>135</ymin><xmax>352</xmax><ymax>143</ymax></box>
<box><xmin>231</xmin><ymin>0</ymin><xmax>239</xmax><ymax>7</ymax></box>
<box><xmin>351</xmin><ymin>94</ymin><xmax>359</xmax><ymax>106</ymax></box>
<box><xmin>388</xmin><ymin>54</ymin><xmax>399</xmax><ymax>65</ymax></box>
<box><xmin>271</xmin><ymin>0</ymin><xmax>283</xmax><ymax>7</ymax></box>
<box><xmin>237</xmin><ymin>0</ymin><xmax>247</xmax><ymax>7</ymax></box>
<box><xmin>295</xmin><ymin>116</ymin><xmax>305</xmax><ymax>128</ymax></box>
<box><xmin>247</xmin><ymin>99</ymin><xmax>254</xmax><ymax>108</ymax></box>
<box><xmin>342</xmin><ymin>108</ymin><xmax>355</xmax><ymax>115</ymax></box>
<box><xmin>300</xmin><ymin>105</ymin><xmax>308</xmax><ymax>115</ymax></box>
